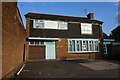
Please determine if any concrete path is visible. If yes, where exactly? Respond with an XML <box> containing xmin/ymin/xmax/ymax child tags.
<box><xmin>14</xmin><ymin>59</ymin><xmax>119</xmax><ymax>78</ymax></box>
<box><xmin>79</xmin><ymin>59</ymin><xmax>118</xmax><ymax>70</ymax></box>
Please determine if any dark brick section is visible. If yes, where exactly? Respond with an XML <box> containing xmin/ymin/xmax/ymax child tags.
<box><xmin>29</xmin><ymin>20</ymin><xmax>101</xmax><ymax>38</ymax></box>
<box><xmin>106</xmin><ymin>44</ymin><xmax>120</xmax><ymax>60</ymax></box>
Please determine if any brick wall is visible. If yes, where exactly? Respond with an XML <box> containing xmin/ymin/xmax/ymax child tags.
<box><xmin>0</xmin><ymin>2</ymin><xmax>2</xmax><ymax>79</ymax></box>
<box><xmin>2</xmin><ymin>2</ymin><xmax>26</xmax><ymax>78</ymax></box>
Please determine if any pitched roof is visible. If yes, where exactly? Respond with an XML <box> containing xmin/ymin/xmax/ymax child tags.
<box><xmin>25</xmin><ymin>13</ymin><xmax>103</xmax><ymax>24</ymax></box>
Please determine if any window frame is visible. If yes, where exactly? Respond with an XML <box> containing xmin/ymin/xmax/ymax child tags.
<box><xmin>68</xmin><ymin>39</ymin><xmax>99</xmax><ymax>53</ymax></box>
<box><xmin>58</xmin><ymin>21</ymin><xmax>68</xmax><ymax>30</ymax></box>
<box><xmin>33</xmin><ymin>19</ymin><xmax>44</xmax><ymax>29</ymax></box>
<box><xmin>81</xmin><ymin>23</ymin><xmax>92</xmax><ymax>35</ymax></box>
<box><xmin>29</xmin><ymin>41</ymin><xmax>44</xmax><ymax>46</ymax></box>
<box><xmin>33</xmin><ymin>19</ymin><xmax>68</xmax><ymax>30</ymax></box>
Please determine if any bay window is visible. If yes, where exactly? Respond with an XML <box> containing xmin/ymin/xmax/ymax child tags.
<box><xmin>68</xmin><ymin>39</ymin><xmax>99</xmax><ymax>53</ymax></box>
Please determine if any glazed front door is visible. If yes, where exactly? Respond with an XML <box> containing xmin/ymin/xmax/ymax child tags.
<box><xmin>45</xmin><ymin>42</ymin><xmax>56</xmax><ymax>59</ymax></box>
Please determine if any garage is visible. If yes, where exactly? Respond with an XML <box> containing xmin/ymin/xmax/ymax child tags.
<box><xmin>29</xmin><ymin>45</ymin><xmax>45</xmax><ymax>60</ymax></box>
<box><xmin>28</xmin><ymin>37</ymin><xmax>59</xmax><ymax>61</ymax></box>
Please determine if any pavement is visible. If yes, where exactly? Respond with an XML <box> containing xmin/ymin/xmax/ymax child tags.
<box><xmin>14</xmin><ymin>59</ymin><xmax>119</xmax><ymax>78</ymax></box>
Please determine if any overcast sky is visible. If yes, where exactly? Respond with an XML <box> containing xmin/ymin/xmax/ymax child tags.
<box><xmin>17</xmin><ymin>2</ymin><xmax>118</xmax><ymax>35</ymax></box>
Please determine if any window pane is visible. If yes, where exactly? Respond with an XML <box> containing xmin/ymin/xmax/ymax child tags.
<box><xmin>30</xmin><ymin>41</ymin><xmax>34</xmax><ymax>45</ymax></box>
<box><xmin>72</xmin><ymin>40</ymin><xmax>75</xmax><ymax>51</ymax></box>
<box><xmin>35</xmin><ymin>20</ymin><xmax>44</xmax><ymax>28</ymax></box>
<box><xmin>69</xmin><ymin>40</ymin><xmax>72</xmax><ymax>51</ymax></box>
<box><xmin>58</xmin><ymin>22</ymin><xmax>68</xmax><ymax>30</ymax></box>
<box><xmin>35</xmin><ymin>41</ymin><xmax>39</xmax><ymax>45</ymax></box>
<box><xmin>82</xmin><ymin>41</ymin><xmax>87</xmax><ymax>51</ymax></box>
<box><xmin>94</xmin><ymin>41</ymin><xmax>96</xmax><ymax>51</ymax></box>
<box><xmin>89</xmin><ymin>41</ymin><xmax>93</xmax><ymax>51</ymax></box>
<box><xmin>76</xmin><ymin>40</ymin><xmax>79</xmax><ymax>51</ymax></box>
<box><xmin>86</xmin><ymin>41</ymin><xmax>88</xmax><ymax>51</ymax></box>
<box><xmin>40</xmin><ymin>41</ymin><xmax>44</xmax><ymax>44</ymax></box>
<box><xmin>79</xmin><ymin>40</ymin><xmax>82</xmax><ymax>51</ymax></box>
<box><xmin>94</xmin><ymin>41</ymin><xmax>99</xmax><ymax>51</ymax></box>
<box><xmin>45</xmin><ymin>20</ymin><xmax>58</xmax><ymax>29</ymax></box>
<box><xmin>91</xmin><ymin>41</ymin><xmax>94</xmax><ymax>51</ymax></box>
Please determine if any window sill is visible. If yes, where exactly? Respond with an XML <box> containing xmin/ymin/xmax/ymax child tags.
<box><xmin>81</xmin><ymin>33</ymin><xmax>93</xmax><ymax>35</ymax></box>
<box><xmin>29</xmin><ymin>45</ymin><xmax>45</xmax><ymax>46</ymax></box>
<box><xmin>68</xmin><ymin>51</ymin><xmax>99</xmax><ymax>53</ymax></box>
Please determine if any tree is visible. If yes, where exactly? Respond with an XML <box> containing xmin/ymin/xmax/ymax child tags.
<box><xmin>110</xmin><ymin>25</ymin><xmax>120</xmax><ymax>42</ymax></box>
<box><xmin>103</xmin><ymin>32</ymin><xmax>109</xmax><ymax>39</ymax></box>
<box><xmin>108</xmin><ymin>34</ymin><xmax>113</xmax><ymax>39</ymax></box>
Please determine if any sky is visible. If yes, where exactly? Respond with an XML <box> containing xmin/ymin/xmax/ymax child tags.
<box><xmin>17</xmin><ymin>2</ymin><xmax>118</xmax><ymax>36</ymax></box>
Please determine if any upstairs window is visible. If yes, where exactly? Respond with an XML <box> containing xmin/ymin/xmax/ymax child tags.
<box><xmin>33</xmin><ymin>19</ymin><xmax>68</xmax><ymax>30</ymax></box>
<box><xmin>58</xmin><ymin>22</ymin><xmax>68</xmax><ymax>30</ymax></box>
<box><xmin>34</xmin><ymin>20</ymin><xmax>44</xmax><ymax>28</ymax></box>
<box><xmin>81</xmin><ymin>23</ymin><xmax>92</xmax><ymax>34</ymax></box>
<box><xmin>44</xmin><ymin>20</ymin><xmax>58</xmax><ymax>29</ymax></box>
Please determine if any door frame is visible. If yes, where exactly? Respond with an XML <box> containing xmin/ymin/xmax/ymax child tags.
<box><xmin>44</xmin><ymin>41</ymin><xmax>56</xmax><ymax>59</ymax></box>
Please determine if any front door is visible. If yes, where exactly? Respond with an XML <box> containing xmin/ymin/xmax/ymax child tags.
<box><xmin>45</xmin><ymin>42</ymin><xmax>56</xmax><ymax>59</ymax></box>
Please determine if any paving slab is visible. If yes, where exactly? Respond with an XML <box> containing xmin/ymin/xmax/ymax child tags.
<box><xmin>79</xmin><ymin>60</ymin><xmax>118</xmax><ymax>70</ymax></box>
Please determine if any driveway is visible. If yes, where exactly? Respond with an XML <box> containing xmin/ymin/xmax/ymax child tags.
<box><xmin>14</xmin><ymin>59</ymin><xmax>119</xmax><ymax>78</ymax></box>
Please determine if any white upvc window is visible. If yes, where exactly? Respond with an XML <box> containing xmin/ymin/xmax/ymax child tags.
<box><xmin>44</xmin><ymin>20</ymin><xmax>58</xmax><ymax>29</ymax></box>
<box><xmin>30</xmin><ymin>41</ymin><xmax>34</xmax><ymax>45</ymax></box>
<box><xmin>58</xmin><ymin>21</ymin><xmax>68</xmax><ymax>30</ymax></box>
<box><xmin>68</xmin><ymin>39</ymin><xmax>99</xmax><ymax>53</ymax></box>
<box><xmin>33</xmin><ymin>19</ymin><xmax>68</xmax><ymax>30</ymax></box>
<box><xmin>29</xmin><ymin>41</ymin><xmax>44</xmax><ymax>46</ymax></box>
<box><xmin>81</xmin><ymin>23</ymin><xmax>92</xmax><ymax>34</ymax></box>
<box><xmin>33</xmin><ymin>20</ymin><xmax>44</xmax><ymax>28</ymax></box>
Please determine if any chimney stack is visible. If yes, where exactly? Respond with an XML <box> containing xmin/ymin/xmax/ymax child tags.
<box><xmin>87</xmin><ymin>13</ymin><xmax>94</xmax><ymax>20</ymax></box>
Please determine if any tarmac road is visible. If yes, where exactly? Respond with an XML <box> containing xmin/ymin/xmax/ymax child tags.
<box><xmin>14</xmin><ymin>59</ymin><xmax>119</xmax><ymax>79</ymax></box>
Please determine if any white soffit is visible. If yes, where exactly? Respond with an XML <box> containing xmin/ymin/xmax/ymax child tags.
<box><xmin>28</xmin><ymin>37</ymin><xmax>59</xmax><ymax>41</ymax></box>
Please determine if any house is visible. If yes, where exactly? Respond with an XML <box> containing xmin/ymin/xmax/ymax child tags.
<box><xmin>104</xmin><ymin>39</ymin><xmax>120</xmax><ymax>60</ymax></box>
<box><xmin>25</xmin><ymin>12</ymin><xmax>103</xmax><ymax>61</ymax></box>
<box><xmin>2</xmin><ymin>2</ymin><xmax>27</xmax><ymax>78</ymax></box>
<box><xmin>103</xmin><ymin>39</ymin><xmax>115</xmax><ymax>58</ymax></box>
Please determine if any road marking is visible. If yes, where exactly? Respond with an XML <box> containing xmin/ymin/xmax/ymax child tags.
<box><xmin>17</xmin><ymin>64</ymin><xmax>25</xmax><ymax>75</ymax></box>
